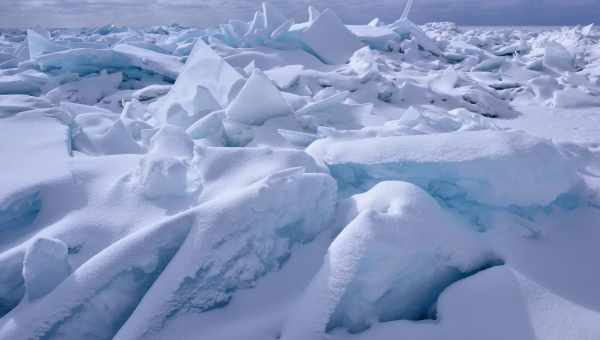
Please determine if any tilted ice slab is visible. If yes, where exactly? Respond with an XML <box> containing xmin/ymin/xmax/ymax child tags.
<box><xmin>34</xmin><ymin>45</ymin><xmax>178</xmax><ymax>80</ymax></box>
<box><xmin>152</xmin><ymin>39</ymin><xmax>244</xmax><ymax>127</ymax></box>
<box><xmin>292</xmin><ymin>9</ymin><xmax>363</xmax><ymax>65</ymax></box>
<box><xmin>113</xmin><ymin>44</ymin><xmax>183</xmax><ymax>80</ymax></box>
<box><xmin>113</xmin><ymin>168</ymin><xmax>337</xmax><ymax>339</ymax></box>
<box><xmin>26</xmin><ymin>29</ymin><xmax>67</xmax><ymax>59</ymax></box>
<box><xmin>226</xmin><ymin>69</ymin><xmax>292</xmax><ymax>125</ymax></box>
<box><xmin>0</xmin><ymin>95</ymin><xmax>52</xmax><ymax>117</ymax></box>
<box><xmin>347</xmin><ymin>25</ymin><xmax>398</xmax><ymax>51</ymax></box>
<box><xmin>307</xmin><ymin>130</ymin><xmax>580</xmax><ymax>207</ymax></box>
<box><xmin>282</xmin><ymin>181</ymin><xmax>497</xmax><ymax>338</ymax></box>
<box><xmin>0</xmin><ymin>73</ymin><xmax>48</xmax><ymax>96</ymax></box>
<box><xmin>543</xmin><ymin>41</ymin><xmax>575</xmax><ymax>73</ymax></box>
<box><xmin>389</xmin><ymin>18</ymin><xmax>442</xmax><ymax>56</ymax></box>
<box><xmin>35</xmin><ymin>48</ymin><xmax>130</xmax><ymax>75</ymax></box>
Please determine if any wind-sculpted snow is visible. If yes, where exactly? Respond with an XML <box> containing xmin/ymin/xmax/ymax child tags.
<box><xmin>114</xmin><ymin>168</ymin><xmax>337</xmax><ymax>339</ymax></box>
<box><xmin>1</xmin><ymin>3</ymin><xmax>600</xmax><ymax>340</ymax></box>
<box><xmin>282</xmin><ymin>182</ymin><xmax>500</xmax><ymax>338</ymax></box>
<box><xmin>0</xmin><ymin>212</ymin><xmax>193</xmax><ymax>340</ymax></box>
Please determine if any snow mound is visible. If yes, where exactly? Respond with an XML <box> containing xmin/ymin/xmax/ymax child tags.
<box><xmin>308</xmin><ymin>130</ymin><xmax>580</xmax><ymax>207</ymax></box>
<box><xmin>113</xmin><ymin>168</ymin><xmax>337</xmax><ymax>339</ymax></box>
<box><xmin>135</xmin><ymin>154</ymin><xmax>189</xmax><ymax>199</ymax></box>
<box><xmin>0</xmin><ymin>213</ymin><xmax>193</xmax><ymax>340</ymax></box>
<box><xmin>0</xmin><ymin>95</ymin><xmax>52</xmax><ymax>117</ymax></box>
<box><xmin>23</xmin><ymin>237</ymin><xmax>70</xmax><ymax>301</ymax></box>
<box><xmin>72</xmin><ymin>112</ymin><xmax>142</xmax><ymax>155</ymax></box>
<box><xmin>282</xmin><ymin>181</ymin><xmax>498</xmax><ymax>337</ymax></box>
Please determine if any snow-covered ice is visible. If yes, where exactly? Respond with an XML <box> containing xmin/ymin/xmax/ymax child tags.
<box><xmin>1</xmin><ymin>2</ymin><xmax>600</xmax><ymax>340</ymax></box>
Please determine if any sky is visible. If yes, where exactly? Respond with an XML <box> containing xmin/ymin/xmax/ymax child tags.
<box><xmin>0</xmin><ymin>0</ymin><xmax>598</xmax><ymax>28</ymax></box>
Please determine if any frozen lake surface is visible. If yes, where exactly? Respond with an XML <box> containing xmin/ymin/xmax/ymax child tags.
<box><xmin>0</xmin><ymin>4</ymin><xmax>599</xmax><ymax>340</ymax></box>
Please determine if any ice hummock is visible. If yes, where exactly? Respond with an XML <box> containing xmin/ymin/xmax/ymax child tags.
<box><xmin>0</xmin><ymin>4</ymin><xmax>599</xmax><ymax>340</ymax></box>
<box><xmin>292</xmin><ymin>9</ymin><xmax>364</xmax><ymax>65</ymax></box>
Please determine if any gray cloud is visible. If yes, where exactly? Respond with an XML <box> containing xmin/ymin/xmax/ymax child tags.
<box><xmin>1</xmin><ymin>0</ymin><xmax>598</xmax><ymax>28</ymax></box>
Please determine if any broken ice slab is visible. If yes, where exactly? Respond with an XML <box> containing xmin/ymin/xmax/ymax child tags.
<box><xmin>153</xmin><ymin>39</ymin><xmax>244</xmax><ymax>127</ymax></box>
<box><xmin>346</xmin><ymin>25</ymin><xmax>399</xmax><ymax>51</ymax></box>
<box><xmin>261</xmin><ymin>2</ymin><xmax>289</xmax><ymax>36</ymax></box>
<box><xmin>36</xmin><ymin>48</ymin><xmax>130</xmax><ymax>75</ymax></box>
<box><xmin>148</xmin><ymin>124</ymin><xmax>194</xmax><ymax>159</ymax></box>
<box><xmin>553</xmin><ymin>87</ymin><xmax>600</xmax><ymax>108</ymax></box>
<box><xmin>45</xmin><ymin>71</ymin><xmax>122</xmax><ymax>106</ymax></box>
<box><xmin>293</xmin><ymin>9</ymin><xmax>364</xmax><ymax>65</ymax></box>
<box><xmin>226</xmin><ymin>69</ymin><xmax>293</xmax><ymax>125</ymax></box>
<box><xmin>72</xmin><ymin>112</ymin><xmax>143</xmax><ymax>155</ymax></box>
<box><xmin>296</xmin><ymin>89</ymin><xmax>350</xmax><ymax>115</ymax></box>
<box><xmin>0</xmin><ymin>70</ymin><xmax>54</xmax><ymax>96</ymax></box>
<box><xmin>543</xmin><ymin>42</ymin><xmax>575</xmax><ymax>73</ymax></box>
<box><xmin>132</xmin><ymin>84</ymin><xmax>171</xmax><ymax>102</ymax></box>
<box><xmin>26</xmin><ymin>29</ymin><xmax>67</xmax><ymax>59</ymax></box>
<box><xmin>113</xmin><ymin>44</ymin><xmax>183</xmax><ymax>80</ymax></box>
<box><xmin>186</xmin><ymin>110</ymin><xmax>226</xmax><ymax>145</ymax></box>
<box><xmin>461</xmin><ymin>87</ymin><xmax>518</xmax><ymax>118</ymax></box>
<box><xmin>308</xmin><ymin>130</ymin><xmax>580</xmax><ymax>207</ymax></box>
<box><xmin>471</xmin><ymin>57</ymin><xmax>504</xmax><ymax>72</ymax></box>
<box><xmin>277</xmin><ymin>129</ymin><xmax>319</xmax><ymax>147</ymax></box>
<box><xmin>389</xmin><ymin>19</ymin><xmax>443</xmax><ymax>56</ymax></box>
<box><xmin>0</xmin><ymin>94</ymin><xmax>52</xmax><ymax>117</ymax></box>
<box><xmin>264</xmin><ymin>64</ymin><xmax>304</xmax><ymax>89</ymax></box>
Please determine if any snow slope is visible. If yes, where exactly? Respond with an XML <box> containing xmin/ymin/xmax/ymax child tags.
<box><xmin>0</xmin><ymin>3</ymin><xmax>600</xmax><ymax>340</ymax></box>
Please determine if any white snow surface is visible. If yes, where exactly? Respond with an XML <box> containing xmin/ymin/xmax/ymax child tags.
<box><xmin>1</xmin><ymin>4</ymin><xmax>600</xmax><ymax>340</ymax></box>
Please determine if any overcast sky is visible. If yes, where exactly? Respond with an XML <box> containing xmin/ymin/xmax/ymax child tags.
<box><xmin>1</xmin><ymin>0</ymin><xmax>598</xmax><ymax>28</ymax></box>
